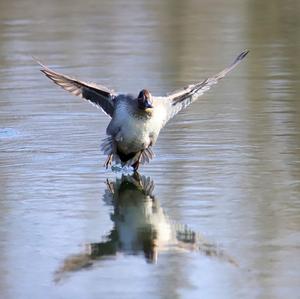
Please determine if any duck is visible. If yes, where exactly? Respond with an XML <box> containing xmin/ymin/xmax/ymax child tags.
<box><xmin>36</xmin><ymin>50</ymin><xmax>249</xmax><ymax>171</ymax></box>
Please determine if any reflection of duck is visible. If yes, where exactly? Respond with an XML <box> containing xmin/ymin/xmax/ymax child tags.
<box><xmin>54</xmin><ymin>174</ymin><xmax>237</xmax><ymax>282</ymax></box>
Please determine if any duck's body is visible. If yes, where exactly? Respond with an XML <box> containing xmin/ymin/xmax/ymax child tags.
<box><xmin>36</xmin><ymin>50</ymin><xmax>249</xmax><ymax>171</ymax></box>
<box><xmin>107</xmin><ymin>95</ymin><xmax>164</xmax><ymax>153</ymax></box>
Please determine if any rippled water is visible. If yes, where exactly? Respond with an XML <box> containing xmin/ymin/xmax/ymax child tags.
<box><xmin>0</xmin><ymin>0</ymin><xmax>299</xmax><ymax>298</ymax></box>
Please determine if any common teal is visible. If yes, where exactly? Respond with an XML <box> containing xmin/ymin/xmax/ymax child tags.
<box><xmin>37</xmin><ymin>50</ymin><xmax>249</xmax><ymax>171</ymax></box>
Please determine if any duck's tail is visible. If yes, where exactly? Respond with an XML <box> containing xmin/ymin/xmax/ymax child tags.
<box><xmin>100</xmin><ymin>137</ymin><xmax>154</xmax><ymax>169</ymax></box>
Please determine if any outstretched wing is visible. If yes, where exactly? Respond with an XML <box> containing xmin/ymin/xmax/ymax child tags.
<box><xmin>35</xmin><ymin>58</ymin><xmax>117</xmax><ymax>117</ymax></box>
<box><xmin>161</xmin><ymin>50</ymin><xmax>249</xmax><ymax>125</ymax></box>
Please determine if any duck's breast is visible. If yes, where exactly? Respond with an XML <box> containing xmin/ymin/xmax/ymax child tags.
<box><xmin>109</xmin><ymin>98</ymin><xmax>167</xmax><ymax>153</ymax></box>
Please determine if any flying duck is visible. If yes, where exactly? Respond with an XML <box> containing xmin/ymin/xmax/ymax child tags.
<box><xmin>36</xmin><ymin>50</ymin><xmax>249</xmax><ymax>171</ymax></box>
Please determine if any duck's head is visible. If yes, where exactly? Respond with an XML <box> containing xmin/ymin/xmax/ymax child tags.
<box><xmin>137</xmin><ymin>89</ymin><xmax>153</xmax><ymax>112</ymax></box>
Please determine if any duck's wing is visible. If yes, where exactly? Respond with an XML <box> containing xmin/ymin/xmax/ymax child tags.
<box><xmin>160</xmin><ymin>50</ymin><xmax>249</xmax><ymax>126</ymax></box>
<box><xmin>35</xmin><ymin>58</ymin><xmax>117</xmax><ymax>117</ymax></box>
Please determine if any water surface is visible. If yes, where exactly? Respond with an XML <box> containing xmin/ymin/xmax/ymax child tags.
<box><xmin>0</xmin><ymin>0</ymin><xmax>299</xmax><ymax>298</ymax></box>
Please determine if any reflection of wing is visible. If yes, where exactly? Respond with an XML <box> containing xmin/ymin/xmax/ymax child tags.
<box><xmin>54</xmin><ymin>229</ymin><xmax>118</xmax><ymax>283</ymax></box>
<box><xmin>54</xmin><ymin>252</ymin><xmax>93</xmax><ymax>283</ymax></box>
<box><xmin>174</xmin><ymin>224</ymin><xmax>238</xmax><ymax>266</ymax></box>
<box><xmin>161</xmin><ymin>50</ymin><xmax>249</xmax><ymax>125</ymax></box>
<box><xmin>35</xmin><ymin>58</ymin><xmax>117</xmax><ymax>117</ymax></box>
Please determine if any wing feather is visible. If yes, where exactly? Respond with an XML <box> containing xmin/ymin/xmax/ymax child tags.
<box><xmin>162</xmin><ymin>50</ymin><xmax>249</xmax><ymax>124</ymax></box>
<box><xmin>35</xmin><ymin>58</ymin><xmax>117</xmax><ymax>117</ymax></box>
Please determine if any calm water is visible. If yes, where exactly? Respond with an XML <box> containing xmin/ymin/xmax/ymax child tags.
<box><xmin>0</xmin><ymin>0</ymin><xmax>299</xmax><ymax>298</ymax></box>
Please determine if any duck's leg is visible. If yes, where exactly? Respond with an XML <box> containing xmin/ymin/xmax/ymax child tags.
<box><xmin>132</xmin><ymin>152</ymin><xmax>142</xmax><ymax>172</ymax></box>
<box><xmin>104</xmin><ymin>154</ymin><xmax>113</xmax><ymax>169</ymax></box>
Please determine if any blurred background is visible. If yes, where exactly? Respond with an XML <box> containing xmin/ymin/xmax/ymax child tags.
<box><xmin>0</xmin><ymin>0</ymin><xmax>299</xmax><ymax>298</ymax></box>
